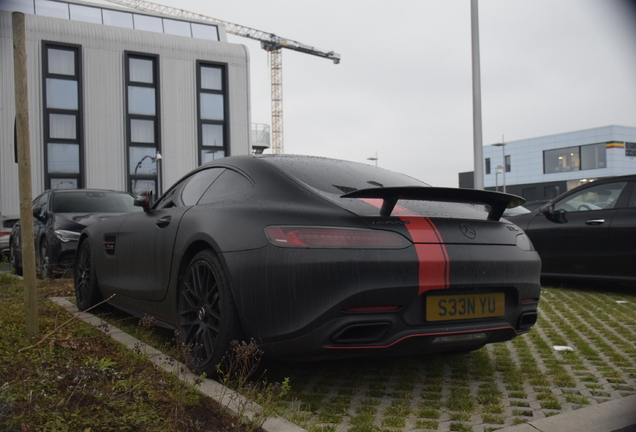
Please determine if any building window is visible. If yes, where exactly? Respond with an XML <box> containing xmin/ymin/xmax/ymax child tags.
<box><xmin>544</xmin><ymin>185</ymin><xmax>560</xmax><ymax>200</ymax></box>
<box><xmin>485</xmin><ymin>158</ymin><xmax>491</xmax><ymax>175</ymax></box>
<box><xmin>581</xmin><ymin>143</ymin><xmax>606</xmax><ymax>170</ymax></box>
<box><xmin>125</xmin><ymin>52</ymin><xmax>160</xmax><ymax>195</ymax></box>
<box><xmin>544</xmin><ymin>143</ymin><xmax>607</xmax><ymax>174</ymax></box>
<box><xmin>197</xmin><ymin>61</ymin><xmax>227</xmax><ymax>165</ymax></box>
<box><xmin>522</xmin><ymin>187</ymin><xmax>537</xmax><ymax>202</ymax></box>
<box><xmin>505</xmin><ymin>155</ymin><xmax>511</xmax><ymax>172</ymax></box>
<box><xmin>43</xmin><ymin>42</ymin><xmax>83</xmax><ymax>190</ymax></box>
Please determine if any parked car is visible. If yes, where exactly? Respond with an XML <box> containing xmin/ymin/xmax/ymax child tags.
<box><xmin>511</xmin><ymin>174</ymin><xmax>636</xmax><ymax>282</ymax></box>
<box><xmin>1</xmin><ymin>215</ymin><xmax>20</xmax><ymax>258</ymax></box>
<box><xmin>10</xmin><ymin>189</ymin><xmax>140</xmax><ymax>278</ymax></box>
<box><xmin>74</xmin><ymin>155</ymin><xmax>541</xmax><ymax>374</ymax></box>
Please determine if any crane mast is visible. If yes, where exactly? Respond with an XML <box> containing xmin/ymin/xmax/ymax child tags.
<box><xmin>103</xmin><ymin>0</ymin><xmax>340</xmax><ymax>154</ymax></box>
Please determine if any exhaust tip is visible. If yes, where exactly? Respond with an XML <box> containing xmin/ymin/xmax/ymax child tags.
<box><xmin>331</xmin><ymin>322</ymin><xmax>391</xmax><ymax>344</ymax></box>
<box><xmin>518</xmin><ymin>312</ymin><xmax>538</xmax><ymax>329</ymax></box>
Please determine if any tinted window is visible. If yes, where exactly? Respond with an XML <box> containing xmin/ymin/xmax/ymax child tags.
<box><xmin>263</xmin><ymin>156</ymin><xmax>428</xmax><ymax>195</ymax></box>
<box><xmin>555</xmin><ymin>182</ymin><xmax>627</xmax><ymax>212</ymax></box>
<box><xmin>182</xmin><ymin>168</ymin><xmax>225</xmax><ymax>206</ymax></box>
<box><xmin>52</xmin><ymin>191</ymin><xmax>137</xmax><ymax>213</ymax></box>
<box><xmin>33</xmin><ymin>193</ymin><xmax>48</xmax><ymax>217</ymax></box>
<box><xmin>198</xmin><ymin>170</ymin><xmax>253</xmax><ymax>204</ymax></box>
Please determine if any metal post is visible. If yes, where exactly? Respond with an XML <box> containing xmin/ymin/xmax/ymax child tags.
<box><xmin>471</xmin><ymin>0</ymin><xmax>484</xmax><ymax>190</ymax></box>
<box><xmin>13</xmin><ymin>11</ymin><xmax>39</xmax><ymax>336</ymax></box>
<box><xmin>493</xmin><ymin>141</ymin><xmax>507</xmax><ymax>193</ymax></box>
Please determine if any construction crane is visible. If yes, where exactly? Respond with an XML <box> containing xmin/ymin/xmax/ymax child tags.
<box><xmin>103</xmin><ymin>0</ymin><xmax>341</xmax><ymax>154</ymax></box>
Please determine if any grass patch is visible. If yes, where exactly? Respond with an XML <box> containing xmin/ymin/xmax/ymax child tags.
<box><xmin>0</xmin><ymin>275</ymin><xmax>232</xmax><ymax>432</ymax></box>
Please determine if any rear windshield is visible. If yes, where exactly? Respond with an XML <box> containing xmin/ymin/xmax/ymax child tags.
<box><xmin>53</xmin><ymin>191</ymin><xmax>137</xmax><ymax>213</ymax></box>
<box><xmin>263</xmin><ymin>156</ymin><xmax>488</xmax><ymax>220</ymax></box>
<box><xmin>262</xmin><ymin>156</ymin><xmax>429</xmax><ymax>194</ymax></box>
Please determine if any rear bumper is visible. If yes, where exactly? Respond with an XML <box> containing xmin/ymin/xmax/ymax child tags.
<box><xmin>223</xmin><ymin>243</ymin><xmax>541</xmax><ymax>360</ymax></box>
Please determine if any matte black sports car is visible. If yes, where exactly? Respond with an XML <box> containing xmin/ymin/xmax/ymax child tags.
<box><xmin>74</xmin><ymin>155</ymin><xmax>541</xmax><ymax>373</ymax></box>
<box><xmin>10</xmin><ymin>189</ymin><xmax>139</xmax><ymax>278</ymax></box>
<box><xmin>511</xmin><ymin>174</ymin><xmax>636</xmax><ymax>282</ymax></box>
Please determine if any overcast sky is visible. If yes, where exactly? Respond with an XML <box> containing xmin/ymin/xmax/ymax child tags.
<box><xmin>117</xmin><ymin>0</ymin><xmax>636</xmax><ymax>186</ymax></box>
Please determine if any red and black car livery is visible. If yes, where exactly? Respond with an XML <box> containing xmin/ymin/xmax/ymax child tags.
<box><xmin>75</xmin><ymin>155</ymin><xmax>541</xmax><ymax>374</ymax></box>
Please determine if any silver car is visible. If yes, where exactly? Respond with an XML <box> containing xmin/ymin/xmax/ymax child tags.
<box><xmin>1</xmin><ymin>215</ymin><xmax>20</xmax><ymax>258</ymax></box>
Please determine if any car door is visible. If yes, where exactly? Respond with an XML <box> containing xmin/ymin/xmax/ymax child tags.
<box><xmin>608</xmin><ymin>182</ymin><xmax>636</xmax><ymax>280</ymax></box>
<box><xmin>526</xmin><ymin>181</ymin><xmax>629</xmax><ymax>278</ymax></box>
<box><xmin>113</xmin><ymin>168</ymin><xmax>225</xmax><ymax>301</ymax></box>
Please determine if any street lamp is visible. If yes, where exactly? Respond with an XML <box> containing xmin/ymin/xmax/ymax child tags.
<box><xmin>492</xmin><ymin>141</ymin><xmax>506</xmax><ymax>193</ymax></box>
<box><xmin>495</xmin><ymin>165</ymin><xmax>503</xmax><ymax>192</ymax></box>
<box><xmin>367</xmin><ymin>151</ymin><xmax>378</xmax><ymax>167</ymax></box>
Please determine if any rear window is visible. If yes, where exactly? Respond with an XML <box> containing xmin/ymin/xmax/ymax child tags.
<box><xmin>263</xmin><ymin>156</ymin><xmax>489</xmax><ymax>220</ymax></box>
<box><xmin>2</xmin><ymin>218</ymin><xmax>19</xmax><ymax>229</ymax></box>
<box><xmin>53</xmin><ymin>191</ymin><xmax>138</xmax><ymax>213</ymax></box>
<box><xmin>263</xmin><ymin>156</ymin><xmax>428</xmax><ymax>194</ymax></box>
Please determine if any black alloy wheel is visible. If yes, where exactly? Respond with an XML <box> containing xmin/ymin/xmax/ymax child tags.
<box><xmin>178</xmin><ymin>250</ymin><xmax>240</xmax><ymax>375</ymax></box>
<box><xmin>39</xmin><ymin>238</ymin><xmax>51</xmax><ymax>279</ymax></box>
<box><xmin>74</xmin><ymin>240</ymin><xmax>103</xmax><ymax>311</ymax></box>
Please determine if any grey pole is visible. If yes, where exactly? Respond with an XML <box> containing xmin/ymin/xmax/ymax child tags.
<box><xmin>471</xmin><ymin>0</ymin><xmax>484</xmax><ymax>190</ymax></box>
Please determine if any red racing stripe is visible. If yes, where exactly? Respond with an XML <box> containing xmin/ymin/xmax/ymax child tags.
<box><xmin>401</xmin><ymin>217</ymin><xmax>450</xmax><ymax>295</ymax></box>
<box><xmin>360</xmin><ymin>199</ymin><xmax>450</xmax><ymax>294</ymax></box>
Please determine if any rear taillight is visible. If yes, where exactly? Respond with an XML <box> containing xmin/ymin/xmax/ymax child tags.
<box><xmin>265</xmin><ymin>226</ymin><xmax>411</xmax><ymax>249</ymax></box>
<box><xmin>0</xmin><ymin>231</ymin><xmax>9</xmax><ymax>238</ymax></box>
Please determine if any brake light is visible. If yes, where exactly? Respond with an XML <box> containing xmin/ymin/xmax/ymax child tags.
<box><xmin>0</xmin><ymin>232</ymin><xmax>9</xmax><ymax>238</ymax></box>
<box><xmin>265</xmin><ymin>226</ymin><xmax>411</xmax><ymax>249</ymax></box>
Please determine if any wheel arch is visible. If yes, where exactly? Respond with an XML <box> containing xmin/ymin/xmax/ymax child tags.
<box><xmin>175</xmin><ymin>240</ymin><xmax>244</xmax><ymax>330</ymax></box>
<box><xmin>176</xmin><ymin>240</ymin><xmax>234</xmax><ymax>294</ymax></box>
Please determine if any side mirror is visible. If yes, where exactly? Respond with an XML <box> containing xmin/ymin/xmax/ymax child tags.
<box><xmin>541</xmin><ymin>204</ymin><xmax>554</xmax><ymax>217</ymax></box>
<box><xmin>134</xmin><ymin>190</ymin><xmax>153</xmax><ymax>212</ymax></box>
<box><xmin>542</xmin><ymin>204</ymin><xmax>566</xmax><ymax>223</ymax></box>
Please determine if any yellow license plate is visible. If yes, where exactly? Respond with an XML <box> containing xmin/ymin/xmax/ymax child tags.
<box><xmin>426</xmin><ymin>293</ymin><xmax>505</xmax><ymax>321</ymax></box>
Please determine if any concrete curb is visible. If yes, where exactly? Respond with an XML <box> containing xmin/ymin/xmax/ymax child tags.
<box><xmin>48</xmin><ymin>297</ymin><xmax>307</xmax><ymax>432</ymax></box>
<box><xmin>494</xmin><ymin>392</ymin><xmax>636</xmax><ymax>432</ymax></box>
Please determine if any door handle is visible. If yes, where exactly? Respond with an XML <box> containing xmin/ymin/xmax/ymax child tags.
<box><xmin>585</xmin><ymin>219</ymin><xmax>605</xmax><ymax>225</ymax></box>
<box><xmin>156</xmin><ymin>215</ymin><xmax>172</xmax><ymax>228</ymax></box>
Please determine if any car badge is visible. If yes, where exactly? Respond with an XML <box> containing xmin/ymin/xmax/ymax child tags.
<box><xmin>460</xmin><ymin>223</ymin><xmax>476</xmax><ymax>239</ymax></box>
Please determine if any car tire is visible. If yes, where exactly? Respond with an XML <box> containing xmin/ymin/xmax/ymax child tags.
<box><xmin>178</xmin><ymin>250</ymin><xmax>242</xmax><ymax>376</ymax></box>
<box><xmin>74</xmin><ymin>239</ymin><xmax>103</xmax><ymax>311</ymax></box>
<box><xmin>9</xmin><ymin>243</ymin><xmax>23</xmax><ymax>276</ymax></box>
<box><xmin>39</xmin><ymin>238</ymin><xmax>51</xmax><ymax>279</ymax></box>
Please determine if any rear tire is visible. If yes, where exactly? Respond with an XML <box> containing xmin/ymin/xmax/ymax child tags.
<box><xmin>178</xmin><ymin>250</ymin><xmax>241</xmax><ymax>376</ymax></box>
<box><xmin>74</xmin><ymin>240</ymin><xmax>103</xmax><ymax>311</ymax></box>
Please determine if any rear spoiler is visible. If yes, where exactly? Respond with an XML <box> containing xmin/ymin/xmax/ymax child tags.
<box><xmin>341</xmin><ymin>187</ymin><xmax>525</xmax><ymax>221</ymax></box>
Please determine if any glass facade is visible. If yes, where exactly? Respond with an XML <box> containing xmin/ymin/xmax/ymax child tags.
<box><xmin>1</xmin><ymin>0</ymin><xmax>219</xmax><ymax>41</ymax></box>
<box><xmin>43</xmin><ymin>42</ymin><xmax>83</xmax><ymax>189</ymax></box>
<box><xmin>125</xmin><ymin>52</ymin><xmax>159</xmax><ymax>195</ymax></box>
<box><xmin>544</xmin><ymin>143</ymin><xmax>607</xmax><ymax>174</ymax></box>
<box><xmin>197</xmin><ymin>62</ymin><xmax>227</xmax><ymax>165</ymax></box>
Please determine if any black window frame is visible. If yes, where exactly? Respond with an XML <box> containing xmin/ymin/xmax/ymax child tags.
<box><xmin>125</xmin><ymin>51</ymin><xmax>161</xmax><ymax>195</ymax></box>
<box><xmin>485</xmin><ymin>158</ymin><xmax>491</xmax><ymax>175</ymax></box>
<box><xmin>42</xmin><ymin>41</ymin><xmax>84</xmax><ymax>190</ymax></box>
<box><xmin>196</xmin><ymin>61</ymin><xmax>228</xmax><ymax>165</ymax></box>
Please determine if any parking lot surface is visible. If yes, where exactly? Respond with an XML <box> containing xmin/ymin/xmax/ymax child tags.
<box><xmin>261</xmin><ymin>285</ymin><xmax>636</xmax><ymax>432</ymax></box>
<box><xmin>49</xmin><ymin>282</ymin><xmax>635</xmax><ymax>432</ymax></box>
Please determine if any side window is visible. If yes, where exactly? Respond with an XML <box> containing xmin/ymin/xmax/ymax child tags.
<box><xmin>198</xmin><ymin>169</ymin><xmax>253</xmax><ymax>204</ymax></box>
<box><xmin>181</xmin><ymin>168</ymin><xmax>225</xmax><ymax>206</ymax></box>
<box><xmin>33</xmin><ymin>193</ymin><xmax>48</xmax><ymax>218</ymax></box>
<box><xmin>555</xmin><ymin>182</ymin><xmax>627</xmax><ymax>212</ymax></box>
<box><xmin>154</xmin><ymin>188</ymin><xmax>178</xmax><ymax>209</ymax></box>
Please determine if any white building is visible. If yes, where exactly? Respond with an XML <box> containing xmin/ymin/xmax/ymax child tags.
<box><xmin>1</xmin><ymin>0</ymin><xmax>255</xmax><ymax>215</ymax></box>
<box><xmin>461</xmin><ymin>125</ymin><xmax>636</xmax><ymax>201</ymax></box>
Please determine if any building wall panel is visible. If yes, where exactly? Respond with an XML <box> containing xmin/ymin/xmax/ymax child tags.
<box><xmin>1</xmin><ymin>9</ymin><xmax>250</xmax><ymax>214</ymax></box>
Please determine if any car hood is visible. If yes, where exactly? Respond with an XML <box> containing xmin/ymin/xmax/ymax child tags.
<box><xmin>54</xmin><ymin>213</ymin><xmax>125</xmax><ymax>233</ymax></box>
